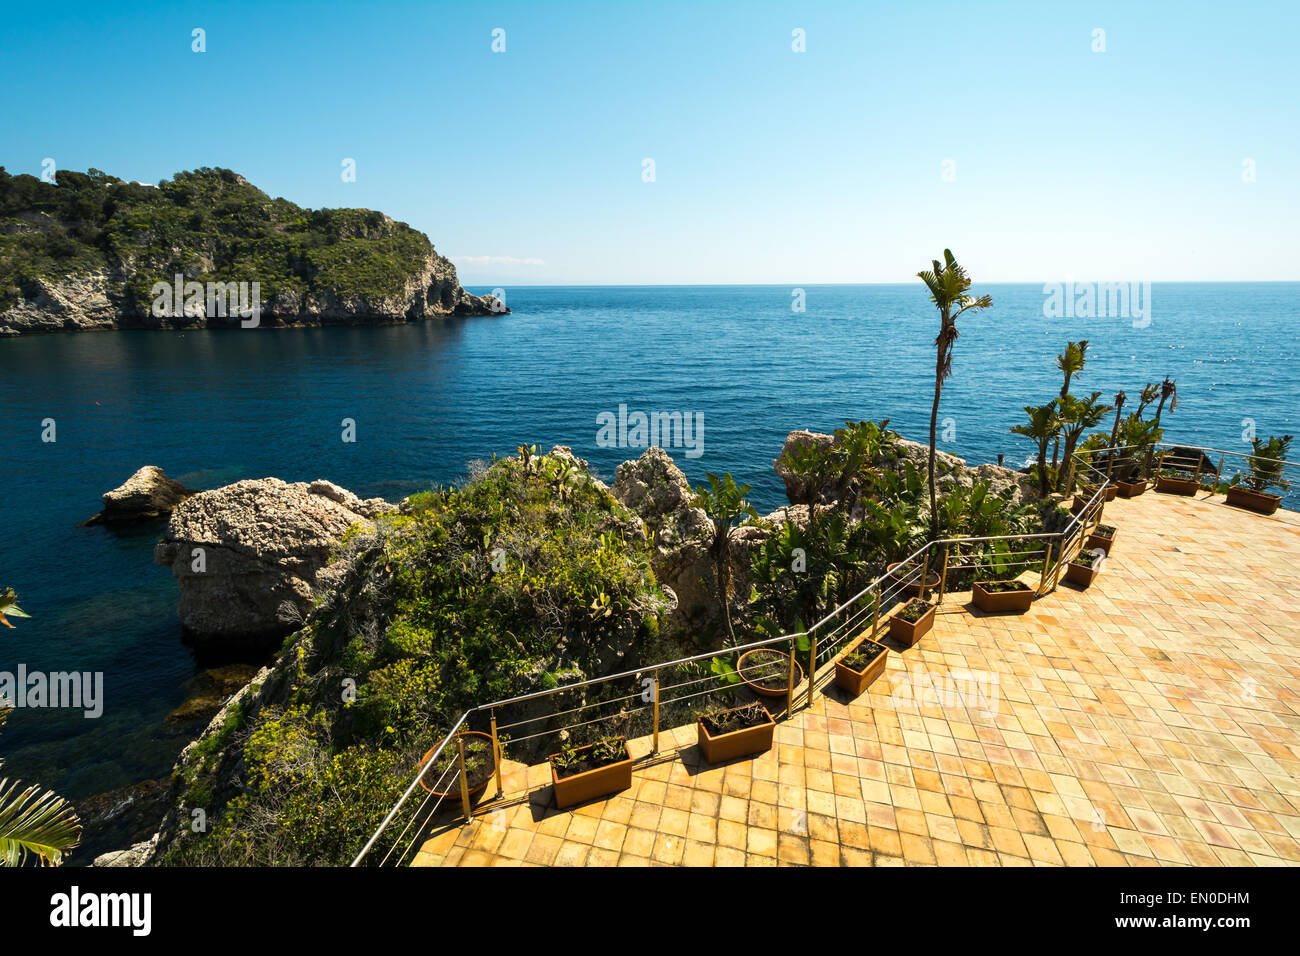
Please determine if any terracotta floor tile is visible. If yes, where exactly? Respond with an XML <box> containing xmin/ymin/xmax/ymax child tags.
<box><xmin>426</xmin><ymin>495</ymin><xmax>1300</xmax><ymax>870</ymax></box>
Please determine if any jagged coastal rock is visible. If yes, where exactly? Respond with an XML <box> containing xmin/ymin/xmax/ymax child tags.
<box><xmin>775</xmin><ymin>428</ymin><xmax>1037</xmax><ymax>508</ymax></box>
<box><xmin>154</xmin><ymin>477</ymin><xmax>396</xmax><ymax>652</ymax></box>
<box><xmin>0</xmin><ymin>166</ymin><xmax>506</xmax><ymax>334</ymax></box>
<box><xmin>611</xmin><ymin>447</ymin><xmax>715</xmax><ymax>626</ymax></box>
<box><xmin>85</xmin><ymin>465</ymin><xmax>194</xmax><ymax>524</ymax></box>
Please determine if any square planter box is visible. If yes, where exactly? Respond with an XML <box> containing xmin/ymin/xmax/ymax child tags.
<box><xmin>697</xmin><ymin>704</ymin><xmax>775</xmax><ymax>764</ymax></box>
<box><xmin>1155</xmin><ymin>474</ymin><xmax>1199</xmax><ymax>496</ymax></box>
<box><xmin>550</xmin><ymin>739</ymin><xmax>633</xmax><ymax>809</ymax></box>
<box><xmin>973</xmin><ymin>580</ymin><xmax>1034</xmax><ymax>614</ymax></box>
<box><xmin>1084</xmin><ymin>484</ymin><xmax>1118</xmax><ymax>502</ymax></box>
<box><xmin>1225</xmin><ymin>485</ymin><xmax>1283</xmax><ymax>515</ymax></box>
<box><xmin>1070</xmin><ymin>495</ymin><xmax>1091</xmax><ymax>516</ymax></box>
<box><xmin>1064</xmin><ymin>559</ymin><xmax>1101</xmax><ymax>589</ymax></box>
<box><xmin>888</xmin><ymin>600</ymin><xmax>936</xmax><ymax>648</ymax></box>
<box><xmin>1086</xmin><ymin>527</ymin><xmax>1117</xmax><ymax>554</ymax></box>
<box><xmin>834</xmin><ymin>639</ymin><xmax>889</xmax><ymax>698</ymax></box>
<box><xmin>1116</xmin><ymin>479</ymin><xmax>1147</xmax><ymax>498</ymax></box>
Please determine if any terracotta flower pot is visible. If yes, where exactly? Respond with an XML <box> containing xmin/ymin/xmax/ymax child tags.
<box><xmin>834</xmin><ymin>639</ymin><xmax>889</xmax><ymax>698</ymax></box>
<box><xmin>887</xmin><ymin>600</ymin><xmax>936</xmax><ymax>648</ymax></box>
<box><xmin>972</xmin><ymin>580</ymin><xmax>1034</xmax><ymax>614</ymax></box>
<box><xmin>1064</xmin><ymin>559</ymin><xmax>1100</xmax><ymax>589</ymax></box>
<box><xmin>696</xmin><ymin>704</ymin><xmax>775</xmax><ymax>763</ymax></box>
<box><xmin>419</xmin><ymin>730</ymin><xmax>497</xmax><ymax>802</ymax></box>
<box><xmin>1225</xmin><ymin>485</ymin><xmax>1283</xmax><ymax>515</ymax></box>
<box><xmin>1115</xmin><ymin>479</ymin><xmax>1147</xmax><ymax>498</ymax></box>
<box><xmin>550</xmin><ymin>738</ymin><xmax>633</xmax><ymax>809</ymax></box>
<box><xmin>1081</xmin><ymin>483</ymin><xmax>1118</xmax><ymax>502</ymax></box>
<box><xmin>1086</xmin><ymin>527</ymin><xmax>1117</xmax><ymax>554</ymax></box>
<box><xmin>737</xmin><ymin>648</ymin><xmax>804</xmax><ymax>699</ymax></box>
<box><xmin>886</xmin><ymin>561</ymin><xmax>940</xmax><ymax>597</ymax></box>
<box><xmin>1156</xmin><ymin>474</ymin><xmax>1199</xmax><ymax>496</ymax></box>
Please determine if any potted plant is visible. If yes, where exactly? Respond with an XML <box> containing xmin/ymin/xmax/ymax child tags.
<box><xmin>1086</xmin><ymin>523</ymin><xmax>1117</xmax><ymax>554</ymax></box>
<box><xmin>550</xmin><ymin>735</ymin><xmax>633</xmax><ymax>809</ymax></box>
<box><xmin>1113</xmin><ymin>448</ymin><xmax>1149</xmax><ymax>497</ymax></box>
<box><xmin>1225</xmin><ymin>435</ymin><xmax>1292</xmax><ymax>516</ymax></box>
<box><xmin>888</xmin><ymin>597</ymin><xmax>936</xmax><ymax>648</ymax></box>
<box><xmin>1155</xmin><ymin>467</ymin><xmax>1199</xmax><ymax>496</ymax></box>
<box><xmin>834</xmin><ymin>637</ymin><xmax>889</xmax><ymax>698</ymax></box>
<box><xmin>736</xmin><ymin>647</ymin><xmax>805</xmax><ymax>699</ymax></box>
<box><xmin>418</xmin><ymin>730</ymin><xmax>497</xmax><ymax>803</ymax></box>
<box><xmin>1069</xmin><ymin>490</ymin><xmax>1102</xmax><ymax>516</ymax></box>
<box><xmin>1078</xmin><ymin>482</ymin><xmax>1117</xmax><ymax>503</ymax></box>
<box><xmin>696</xmin><ymin>701</ymin><xmax>775</xmax><ymax>763</ymax></box>
<box><xmin>1064</xmin><ymin>550</ymin><xmax>1104</xmax><ymax>588</ymax></box>
<box><xmin>886</xmin><ymin>560</ymin><xmax>940</xmax><ymax>597</ymax></box>
<box><xmin>1115</xmin><ymin>475</ymin><xmax>1147</xmax><ymax>498</ymax></box>
<box><xmin>972</xmin><ymin>579</ymin><xmax>1035</xmax><ymax>613</ymax></box>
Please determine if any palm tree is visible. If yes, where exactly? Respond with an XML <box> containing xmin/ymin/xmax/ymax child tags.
<box><xmin>1105</xmin><ymin>390</ymin><xmax>1127</xmax><ymax>479</ymax></box>
<box><xmin>1057</xmin><ymin>392</ymin><xmax>1112</xmax><ymax>493</ymax></box>
<box><xmin>1144</xmin><ymin>377</ymin><xmax>1179</xmax><ymax>474</ymax></box>
<box><xmin>1010</xmin><ymin>403</ymin><xmax>1061</xmax><ymax>496</ymax></box>
<box><xmin>0</xmin><ymin>595</ymin><xmax>82</xmax><ymax>866</ymax></box>
<box><xmin>1050</xmin><ymin>341</ymin><xmax>1089</xmax><ymax>468</ymax></box>
<box><xmin>692</xmin><ymin>473</ymin><xmax>758</xmax><ymax>646</ymax></box>
<box><xmin>916</xmin><ymin>250</ymin><xmax>992</xmax><ymax>539</ymax></box>
<box><xmin>1134</xmin><ymin>382</ymin><xmax>1159</xmax><ymax>419</ymax></box>
<box><xmin>1152</xmin><ymin>377</ymin><xmax>1179</xmax><ymax>427</ymax></box>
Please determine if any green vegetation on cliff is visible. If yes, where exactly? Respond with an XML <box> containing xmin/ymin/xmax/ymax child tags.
<box><xmin>159</xmin><ymin>452</ymin><xmax>668</xmax><ymax>867</ymax></box>
<box><xmin>0</xmin><ymin>166</ymin><xmax>441</xmax><ymax>312</ymax></box>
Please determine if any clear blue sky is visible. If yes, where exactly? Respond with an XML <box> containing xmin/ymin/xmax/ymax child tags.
<box><xmin>3</xmin><ymin>0</ymin><xmax>1296</xmax><ymax>285</ymax></box>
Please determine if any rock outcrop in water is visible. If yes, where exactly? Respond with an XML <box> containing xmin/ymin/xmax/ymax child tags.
<box><xmin>154</xmin><ymin>477</ymin><xmax>396</xmax><ymax>653</ymax></box>
<box><xmin>0</xmin><ymin>166</ymin><xmax>507</xmax><ymax>334</ymax></box>
<box><xmin>84</xmin><ymin>465</ymin><xmax>194</xmax><ymax>524</ymax></box>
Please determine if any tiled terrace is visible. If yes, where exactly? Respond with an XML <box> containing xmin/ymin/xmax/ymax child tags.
<box><xmin>415</xmin><ymin>490</ymin><xmax>1300</xmax><ymax>866</ymax></box>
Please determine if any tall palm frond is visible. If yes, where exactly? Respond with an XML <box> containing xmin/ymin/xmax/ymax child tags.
<box><xmin>0</xmin><ymin>778</ymin><xmax>83</xmax><ymax>866</ymax></box>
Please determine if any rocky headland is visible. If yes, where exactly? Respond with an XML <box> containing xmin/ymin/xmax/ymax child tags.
<box><xmin>0</xmin><ymin>166</ymin><xmax>505</xmax><ymax>334</ymax></box>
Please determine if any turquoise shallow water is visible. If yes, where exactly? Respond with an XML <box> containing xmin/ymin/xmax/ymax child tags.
<box><xmin>0</xmin><ymin>282</ymin><xmax>1296</xmax><ymax>804</ymax></box>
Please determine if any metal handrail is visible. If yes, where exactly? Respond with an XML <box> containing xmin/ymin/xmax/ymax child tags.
<box><xmin>1077</xmin><ymin>441</ymin><xmax>1300</xmax><ymax>472</ymax></box>
<box><xmin>351</xmin><ymin>710</ymin><xmax>468</xmax><ymax>867</ymax></box>
<box><xmin>351</xmin><ymin>452</ymin><xmax>1111</xmax><ymax>866</ymax></box>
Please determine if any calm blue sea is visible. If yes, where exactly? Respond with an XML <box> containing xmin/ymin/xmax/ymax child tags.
<box><xmin>1</xmin><ymin>282</ymin><xmax>1297</xmax><ymax>807</ymax></box>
